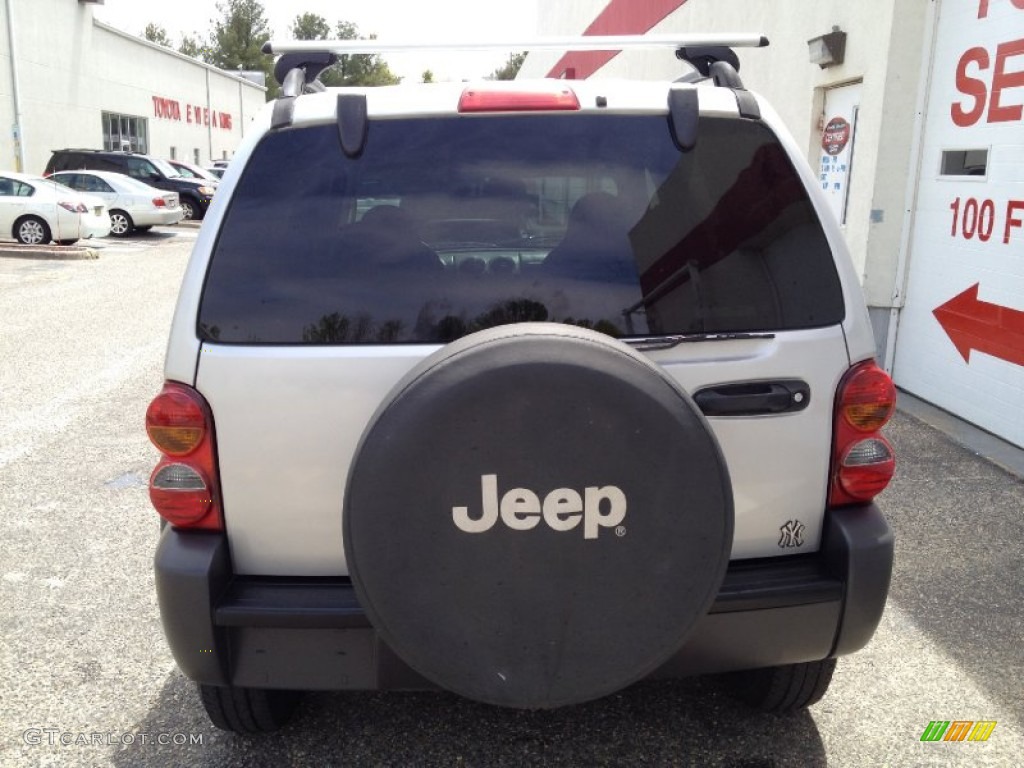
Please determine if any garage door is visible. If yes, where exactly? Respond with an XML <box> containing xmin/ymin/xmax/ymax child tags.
<box><xmin>893</xmin><ymin>0</ymin><xmax>1024</xmax><ymax>448</ymax></box>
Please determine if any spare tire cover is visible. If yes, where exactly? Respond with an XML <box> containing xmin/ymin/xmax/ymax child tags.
<box><xmin>344</xmin><ymin>323</ymin><xmax>733</xmax><ymax>708</ymax></box>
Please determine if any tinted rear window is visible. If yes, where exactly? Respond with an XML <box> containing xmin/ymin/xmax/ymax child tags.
<box><xmin>199</xmin><ymin>115</ymin><xmax>843</xmax><ymax>344</ymax></box>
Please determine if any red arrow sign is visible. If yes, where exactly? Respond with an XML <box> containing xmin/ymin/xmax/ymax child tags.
<box><xmin>933</xmin><ymin>283</ymin><xmax>1024</xmax><ymax>366</ymax></box>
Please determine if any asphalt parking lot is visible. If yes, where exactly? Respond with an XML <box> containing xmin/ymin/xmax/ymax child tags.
<box><xmin>0</xmin><ymin>231</ymin><xmax>1021</xmax><ymax>767</ymax></box>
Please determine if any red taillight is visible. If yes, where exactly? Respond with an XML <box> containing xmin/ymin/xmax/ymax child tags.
<box><xmin>58</xmin><ymin>201</ymin><xmax>88</xmax><ymax>213</ymax></box>
<box><xmin>146</xmin><ymin>382</ymin><xmax>222</xmax><ymax>530</ymax></box>
<box><xmin>458</xmin><ymin>86</ymin><xmax>580</xmax><ymax>113</ymax></box>
<box><xmin>153</xmin><ymin>197</ymin><xmax>166</xmax><ymax>207</ymax></box>
<box><xmin>829</xmin><ymin>361</ymin><xmax>897</xmax><ymax>505</ymax></box>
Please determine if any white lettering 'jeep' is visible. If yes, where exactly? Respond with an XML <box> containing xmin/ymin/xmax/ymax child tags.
<box><xmin>146</xmin><ymin>36</ymin><xmax>896</xmax><ymax>733</ymax></box>
<box><xmin>452</xmin><ymin>474</ymin><xmax>628</xmax><ymax>537</ymax></box>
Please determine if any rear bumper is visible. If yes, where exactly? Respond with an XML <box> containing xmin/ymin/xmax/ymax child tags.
<box><xmin>79</xmin><ymin>213</ymin><xmax>112</xmax><ymax>239</ymax></box>
<box><xmin>155</xmin><ymin>504</ymin><xmax>893</xmax><ymax>690</ymax></box>
<box><xmin>134</xmin><ymin>208</ymin><xmax>185</xmax><ymax>227</ymax></box>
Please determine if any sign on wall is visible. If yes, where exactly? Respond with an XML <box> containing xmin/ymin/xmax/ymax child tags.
<box><xmin>152</xmin><ymin>96</ymin><xmax>233</xmax><ymax>130</ymax></box>
<box><xmin>893</xmin><ymin>0</ymin><xmax>1024</xmax><ymax>448</ymax></box>
<box><xmin>818</xmin><ymin>83</ymin><xmax>861</xmax><ymax>226</ymax></box>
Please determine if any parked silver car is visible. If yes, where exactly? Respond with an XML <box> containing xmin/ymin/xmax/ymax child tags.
<box><xmin>149</xmin><ymin>35</ymin><xmax>897</xmax><ymax>733</ymax></box>
<box><xmin>49</xmin><ymin>170</ymin><xmax>184</xmax><ymax>236</ymax></box>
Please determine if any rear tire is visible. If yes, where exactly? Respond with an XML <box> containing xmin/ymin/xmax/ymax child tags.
<box><xmin>726</xmin><ymin>658</ymin><xmax>837</xmax><ymax>713</ymax></box>
<box><xmin>15</xmin><ymin>216</ymin><xmax>51</xmax><ymax>245</ymax></box>
<box><xmin>109</xmin><ymin>210</ymin><xmax>134</xmax><ymax>236</ymax></box>
<box><xmin>197</xmin><ymin>683</ymin><xmax>300</xmax><ymax>733</ymax></box>
<box><xmin>180</xmin><ymin>197</ymin><xmax>202</xmax><ymax>221</ymax></box>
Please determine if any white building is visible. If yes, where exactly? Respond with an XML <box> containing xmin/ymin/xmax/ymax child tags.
<box><xmin>521</xmin><ymin>0</ymin><xmax>1024</xmax><ymax>449</ymax></box>
<box><xmin>0</xmin><ymin>0</ymin><xmax>266</xmax><ymax>174</ymax></box>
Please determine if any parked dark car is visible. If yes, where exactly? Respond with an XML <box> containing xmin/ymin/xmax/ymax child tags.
<box><xmin>44</xmin><ymin>149</ymin><xmax>215</xmax><ymax>220</ymax></box>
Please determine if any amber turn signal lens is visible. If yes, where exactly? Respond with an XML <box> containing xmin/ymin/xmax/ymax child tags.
<box><xmin>841</xmin><ymin>365</ymin><xmax>896</xmax><ymax>431</ymax></box>
<box><xmin>146</xmin><ymin>385</ymin><xmax>206</xmax><ymax>456</ymax></box>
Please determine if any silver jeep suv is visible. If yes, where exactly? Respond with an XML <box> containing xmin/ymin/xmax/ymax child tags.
<box><xmin>146</xmin><ymin>36</ymin><xmax>896</xmax><ymax>732</ymax></box>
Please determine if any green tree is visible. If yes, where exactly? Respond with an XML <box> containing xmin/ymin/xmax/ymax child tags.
<box><xmin>332</xmin><ymin>22</ymin><xmax>401</xmax><ymax>86</ymax></box>
<box><xmin>489</xmin><ymin>51</ymin><xmax>526</xmax><ymax>81</ymax></box>
<box><xmin>209</xmin><ymin>0</ymin><xmax>274</xmax><ymax>96</ymax></box>
<box><xmin>143</xmin><ymin>23</ymin><xmax>173</xmax><ymax>47</ymax></box>
<box><xmin>178</xmin><ymin>34</ymin><xmax>205</xmax><ymax>60</ymax></box>
<box><xmin>288</xmin><ymin>17</ymin><xmax>400</xmax><ymax>87</ymax></box>
<box><xmin>290</xmin><ymin>12</ymin><xmax>331</xmax><ymax>41</ymax></box>
<box><xmin>422</xmin><ymin>69</ymin><xmax>434</xmax><ymax>83</ymax></box>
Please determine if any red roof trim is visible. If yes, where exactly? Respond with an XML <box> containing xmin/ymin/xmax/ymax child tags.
<box><xmin>545</xmin><ymin>0</ymin><xmax>689</xmax><ymax>80</ymax></box>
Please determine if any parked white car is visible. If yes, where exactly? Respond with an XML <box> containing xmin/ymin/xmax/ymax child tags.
<box><xmin>166</xmin><ymin>160</ymin><xmax>222</xmax><ymax>185</ymax></box>
<box><xmin>0</xmin><ymin>171</ymin><xmax>110</xmax><ymax>245</ymax></box>
<box><xmin>49</xmin><ymin>170</ymin><xmax>184</xmax><ymax>236</ymax></box>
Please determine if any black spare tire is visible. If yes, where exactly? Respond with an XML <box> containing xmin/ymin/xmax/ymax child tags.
<box><xmin>344</xmin><ymin>324</ymin><xmax>733</xmax><ymax>708</ymax></box>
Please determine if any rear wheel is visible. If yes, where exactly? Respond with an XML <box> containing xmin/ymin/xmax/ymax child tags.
<box><xmin>180</xmin><ymin>197</ymin><xmax>202</xmax><ymax>221</ymax></box>
<box><xmin>726</xmin><ymin>658</ymin><xmax>837</xmax><ymax>713</ymax></box>
<box><xmin>197</xmin><ymin>683</ymin><xmax>300</xmax><ymax>733</ymax></box>
<box><xmin>15</xmin><ymin>216</ymin><xmax>50</xmax><ymax>245</ymax></box>
<box><xmin>109</xmin><ymin>210</ymin><xmax>134</xmax><ymax>236</ymax></box>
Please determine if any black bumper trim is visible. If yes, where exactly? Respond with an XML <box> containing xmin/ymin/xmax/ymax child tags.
<box><xmin>711</xmin><ymin>555</ymin><xmax>841</xmax><ymax>613</ymax></box>
<box><xmin>154</xmin><ymin>504</ymin><xmax>892</xmax><ymax>688</ymax></box>
<box><xmin>822</xmin><ymin>503</ymin><xmax>895</xmax><ymax>655</ymax></box>
<box><xmin>213</xmin><ymin>556</ymin><xmax>843</xmax><ymax>629</ymax></box>
<box><xmin>215</xmin><ymin>580</ymin><xmax>370</xmax><ymax>629</ymax></box>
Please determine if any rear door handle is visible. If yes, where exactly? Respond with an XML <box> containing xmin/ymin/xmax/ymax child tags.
<box><xmin>693</xmin><ymin>380</ymin><xmax>810</xmax><ymax>417</ymax></box>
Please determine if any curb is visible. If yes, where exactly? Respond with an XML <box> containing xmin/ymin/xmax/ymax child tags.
<box><xmin>897</xmin><ymin>390</ymin><xmax>1024</xmax><ymax>479</ymax></box>
<box><xmin>0</xmin><ymin>244</ymin><xmax>100</xmax><ymax>260</ymax></box>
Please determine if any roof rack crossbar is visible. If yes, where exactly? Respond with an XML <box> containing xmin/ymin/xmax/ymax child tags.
<box><xmin>262</xmin><ymin>34</ymin><xmax>768</xmax><ymax>57</ymax></box>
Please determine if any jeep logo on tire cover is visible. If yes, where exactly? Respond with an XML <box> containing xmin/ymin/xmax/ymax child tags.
<box><xmin>453</xmin><ymin>474</ymin><xmax>626</xmax><ymax>539</ymax></box>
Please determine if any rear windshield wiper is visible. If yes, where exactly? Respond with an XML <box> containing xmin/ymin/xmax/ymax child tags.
<box><xmin>623</xmin><ymin>332</ymin><xmax>775</xmax><ymax>351</ymax></box>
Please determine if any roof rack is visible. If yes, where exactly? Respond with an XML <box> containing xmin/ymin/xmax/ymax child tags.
<box><xmin>261</xmin><ymin>34</ymin><xmax>769</xmax><ymax>57</ymax></box>
<box><xmin>263</xmin><ymin>34</ymin><xmax>769</xmax><ymax>132</ymax></box>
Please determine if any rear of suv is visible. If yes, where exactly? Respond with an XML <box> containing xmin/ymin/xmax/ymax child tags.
<box><xmin>44</xmin><ymin>149</ymin><xmax>215</xmax><ymax>220</ymax></box>
<box><xmin>147</xmin><ymin>36</ymin><xmax>896</xmax><ymax>733</ymax></box>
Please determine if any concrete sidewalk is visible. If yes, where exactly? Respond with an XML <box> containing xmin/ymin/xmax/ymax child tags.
<box><xmin>898</xmin><ymin>390</ymin><xmax>1024</xmax><ymax>479</ymax></box>
<box><xmin>0</xmin><ymin>221</ymin><xmax>200</xmax><ymax>260</ymax></box>
<box><xmin>0</xmin><ymin>242</ymin><xmax>99</xmax><ymax>259</ymax></box>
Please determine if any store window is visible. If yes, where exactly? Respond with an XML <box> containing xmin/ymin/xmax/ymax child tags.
<box><xmin>102</xmin><ymin>112</ymin><xmax>148</xmax><ymax>153</ymax></box>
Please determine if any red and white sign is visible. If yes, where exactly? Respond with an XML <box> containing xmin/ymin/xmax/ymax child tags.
<box><xmin>152</xmin><ymin>96</ymin><xmax>233</xmax><ymax>130</ymax></box>
<box><xmin>893</xmin><ymin>0</ymin><xmax>1024</xmax><ymax>448</ymax></box>
<box><xmin>821</xmin><ymin>117</ymin><xmax>851</xmax><ymax>155</ymax></box>
<box><xmin>933</xmin><ymin>283</ymin><xmax>1024</xmax><ymax>368</ymax></box>
<box><xmin>818</xmin><ymin>84</ymin><xmax>860</xmax><ymax>226</ymax></box>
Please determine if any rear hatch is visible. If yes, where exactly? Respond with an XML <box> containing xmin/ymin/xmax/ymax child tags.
<box><xmin>191</xmin><ymin>88</ymin><xmax>850</xmax><ymax>576</ymax></box>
